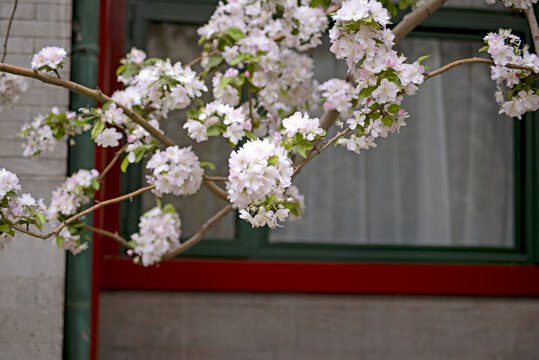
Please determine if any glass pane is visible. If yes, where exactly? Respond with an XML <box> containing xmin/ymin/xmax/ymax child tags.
<box><xmin>270</xmin><ymin>37</ymin><xmax>514</xmax><ymax>247</ymax></box>
<box><xmin>143</xmin><ymin>22</ymin><xmax>235</xmax><ymax>240</ymax></box>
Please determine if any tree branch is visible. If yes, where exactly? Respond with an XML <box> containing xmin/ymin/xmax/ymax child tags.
<box><xmin>1</xmin><ymin>0</ymin><xmax>17</xmax><ymax>63</ymax></box>
<box><xmin>392</xmin><ymin>0</ymin><xmax>449</xmax><ymax>44</ymax></box>
<box><xmin>0</xmin><ymin>63</ymin><xmax>174</xmax><ymax>146</ymax></box>
<box><xmin>525</xmin><ymin>6</ymin><xmax>539</xmax><ymax>52</ymax></box>
<box><xmin>293</xmin><ymin>127</ymin><xmax>351</xmax><ymax>177</ymax></box>
<box><xmin>424</xmin><ymin>57</ymin><xmax>536</xmax><ymax>80</ymax></box>
<box><xmin>11</xmin><ymin>185</ymin><xmax>155</xmax><ymax>240</ymax></box>
<box><xmin>83</xmin><ymin>224</ymin><xmax>130</xmax><ymax>248</ymax></box>
<box><xmin>161</xmin><ymin>204</ymin><xmax>233</xmax><ymax>260</ymax></box>
<box><xmin>0</xmin><ymin>62</ymin><xmax>228</xmax><ymax>200</ymax></box>
<box><xmin>98</xmin><ymin>144</ymin><xmax>127</xmax><ymax>182</ymax></box>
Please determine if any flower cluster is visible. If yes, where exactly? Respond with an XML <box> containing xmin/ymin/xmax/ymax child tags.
<box><xmin>483</xmin><ymin>29</ymin><xmax>539</xmax><ymax>119</ymax></box>
<box><xmin>48</xmin><ymin>169</ymin><xmax>99</xmax><ymax>220</ymax></box>
<box><xmin>122</xmin><ymin>117</ymin><xmax>162</xmax><ymax>170</ymax></box>
<box><xmin>47</xmin><ymin>169</ymin><xmax>100</xmax><ymax>254</ymax></box>
<box><xmin>238</xmin><ymin>184</ymin><xmax>305</xmax><ymax>228</ymax></box>
<box><xmin>184</xmin><ymin>100</ymin><xmax>252</xmax><ymax>145</ymax></box>
<box><xmin>129</xmin><ymin>204</ymin><xmax>181</xmax><ymax>267</ymax></box>
<box><xmin>0</xmin><ymin>73</ymin><xmax>27</xmax><ymax>111</ymax></box>
<box><xmin>115</xmin><ymin>49</ymin><xmax>207</xmax><ymax>118</ymax></box>
<box><xmin>146</xmin><ymin>146</ymin><xmax>204</xmax><ymax>197</ymax></box>
<box><xmin>281</xmin><ymin>111</ymin><xmax>324</xmax><ymax>141</ymax></box>
<box><xmin>329</xmin><ymin>0</ymin><xmax>423</xmax><ymax>154</ymax></box>
<box><xmin>318</xmin><ymin>79</ymin><xmax>356</xmax><ymax>117</ymax></box>
<box><xmin>485</xmin><ymin>0</ymin><xmax>538</xmax><ymax>9</ymax></box>
<box><xmin>18</xmin><ymin>107</ymin><xmax>85</xmax><ymax>157</ymax></box>
<box><xmin>0</xmin><ymin>169</ymin><xmax>47</xmax><ymax>248</ymax></box>
<box><xmin>227</xmin><ymin>139</ymin><xmax>293</xmax><ymax>210</ymax></box>
<box><xmin>31</xmin><ymin>46</ymin><xmax>67</xmax><ymax>72</ymax></box>
<box><xmin>198</xmin><ymin>0</ymin><xmax>328</xmax><ymax>137</ymax></box>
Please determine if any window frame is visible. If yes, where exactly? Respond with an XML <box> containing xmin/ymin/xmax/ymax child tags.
<box><xmin>120</xmin><ymin>0</ymin><xmax>539</xmax><ymax>264</ymax></box>
<box><xmin>92</xmin><ymin>0</ymin><xmax>539</xmax><ymax>297</ymax></box>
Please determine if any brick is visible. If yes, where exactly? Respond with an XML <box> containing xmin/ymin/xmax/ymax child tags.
<box><xmin>0</xmin><ymin>36</ymin><xmax>33</xmax><ymax>54</ymax></box>
<box><xmin>36</xmin><ymin>4</ymin><xmax>71</xmax><ymax>22</ymax></box>
<box><xmin>0</xmin><ymin>20</ymin><xmax>71</xmax><ymax>39</ymax></box>
<box><xmin>0</xmin><ymin>156</ymin><xmax>66</xmax><ymax>176</ymax></box>
<box><xmin>0</xmin><ymin>3</ymin><xmax>35</xmax><ymax>20</ymax></box>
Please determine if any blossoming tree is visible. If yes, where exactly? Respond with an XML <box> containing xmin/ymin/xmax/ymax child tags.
<box><xmin>0</xmin><ymin>0</ymin><xmax>538</xmax><ymax>266</ymax></box>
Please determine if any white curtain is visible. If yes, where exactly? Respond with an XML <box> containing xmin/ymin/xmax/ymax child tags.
<box><xmin>270</xmin><ymin>37</ymin><xmax>514</xmax><ymax>247</ymax></box>
<box><xmin>144</xmin><ymin>24</ymin><xmax>514</xmax><ymax>247</ymax></box>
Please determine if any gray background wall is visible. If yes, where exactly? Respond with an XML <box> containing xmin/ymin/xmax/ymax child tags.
<box><xmin>99</xmin><ymin>291</ymin><xmax>539</xmax><ymax>360</ymax></box>
<box><xmin>0</xmin><ymin>0</ymin><xmax>71</xmax><ymax>359</ymax></box>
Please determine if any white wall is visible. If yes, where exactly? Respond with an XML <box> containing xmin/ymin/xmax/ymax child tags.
<box><xmin>0</xmin><ymin>0</ymin><xmax>71</xmax><ymax>358</ymax></box>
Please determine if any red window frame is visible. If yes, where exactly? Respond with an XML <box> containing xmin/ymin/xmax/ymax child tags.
<box><xmin>91</xmin><ymin>1</ymin><xmax>539</xmax><ymax>357</ymax></box>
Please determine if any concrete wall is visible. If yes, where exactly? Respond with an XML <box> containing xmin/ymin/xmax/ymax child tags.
<box><xmin>0</xmin><ymin>0</ymin><xmax>72</xmax><ymax>358</ymax></box>
<box><xmin>98</xmin><ymin>291</ymin><xmax>539</xmax><ymax>360</ymax></box>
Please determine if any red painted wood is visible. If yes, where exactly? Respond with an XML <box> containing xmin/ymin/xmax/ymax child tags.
<box><xmin>92</xmin><ymin>1</ymin><xmax>127</xmax><ymax>359</ymax></box>
<box><xmin>101</xmin><ymin>257</ymin><xmax>539</xmax><ymax>296</ymax></box>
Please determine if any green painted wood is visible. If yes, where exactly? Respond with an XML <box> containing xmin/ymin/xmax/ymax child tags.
<box><xmin>122</xmin><ymin>2</ymin><xmax>536</xmax><ymax>264</ymax></box>
<box><xmin>64</xmin><ymin>0</ymin><xmax>99</xmax><ymax>359</ymax></box>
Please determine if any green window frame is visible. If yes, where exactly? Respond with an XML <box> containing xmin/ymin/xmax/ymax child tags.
<box><xmin>122</xmin><ymin>0</ymin><xmax>539</xmax><ymax>264</ymax></box>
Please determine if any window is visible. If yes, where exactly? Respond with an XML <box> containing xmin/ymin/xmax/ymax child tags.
<box><xmin>92</xmin><ymin>0</ymin><xmax>539</xmax><ymax>297</ymax></box>
<box><xmin>119</xmin><ymin>0</ymin><xmax>538</xmax><ymax>264</ymax></box>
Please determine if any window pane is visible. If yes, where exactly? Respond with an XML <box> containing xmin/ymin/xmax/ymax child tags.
<box><xmin>270</xmin><ymin>37</ymin><xmax>514</xmax><ymax>247</ymax></box>
<box><xmin>142</xmin><ymin>22</ymin><xmax>235</xmax><ymax>240</ymax></box>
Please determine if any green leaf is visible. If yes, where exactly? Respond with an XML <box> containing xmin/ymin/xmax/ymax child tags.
<box><xmin>309</xmin><ymin>0</ymin><xmax>331</xmax><ymax>8</ymax></box>
<box><xmin>91</xmin><ymin>180</ymin><xmax>100</xmax><ymax>191</ymax></box>
<box><xmin>207</xmin><ymin>124</ymin><xmax>224</xmax><ymax>136</ymax></box>
<box><xmin>387</xmin><ymin>104</ymin><xmax>401</xmax><ymax>114</ymax></box>
<box><xmin>162</xmin><ymin>204</ymin><xmax>177</xmax><ymax>215</ymax></box>
<box><xmin>200</xmin><ymin>161</ymin><xmax>216</xmax><ymax>171</ymax></box>
<box><xmin>0</xmin><ymin>223</ymin><xmax>10</xmax><ymax>233</ymax></box>
<box><xmin>226</xmin><ymin>27</ymin><xmax>245</xmax><ymax>42</ymax></box>
<box><xmin>296</xmin><ymin>143</ymin><xmax>308</xmax><ymax>158</ymax></box>
<box><xmin>56</xmin><ymin>236</ymin><xmax>64</xmax><ymax>248</ymax></box>
<box><xmin>116</xmin><ymin>64</ymin><xmax>126</xmax><ymax>76</ymax></box>
<box><xmin>91</xmin><ymin>120</ymin><xmax>105</xmax><ymax>139</ymax></box>
<box><xmin>198</xmin><ymin>35</ymin><xmax>207</xmax><ymax>46</ymax></box>
<box><xmin>35</xmin><ymin>212</ymin><xmax>47</xmax><ymax>226</ymax></box>
<box><xmin>206</xmin><ymin>55</ymin><xmax>224</xmax><ymax>70</ymax></box>
<box><xmin>416</xmin><ymin>55</ymin><xmax>430</xmax><ymax>64</ymax></box>
<box><xmin>102</xmin><ymin>101</ymin><xmax>114</xmax><ymax>112</ymax></box>
<box><xmin>382</xmin><ymin>114</ymin><xmax>394</xmax><ymax>127</ymax></box>
<box><xmin>267</xmin><ymin>155</ymin><xmax>279</xmax><ymax>166</ymax></box>
<box><xmin>74</xmin><ymin>185</ymin><xmax>83</xmax><ymax>196</ymax></box>
<box><xmin>244</xmin><ymin>130</ymin><xmax>257</xmax><ymax>141</ymax></box>
<box><xmin>120</xmin><ymin>156</ymin><xmax>130</xmax><ymax>173</ymax></box>
<box><xmin>230</xmin><ymin>53</ymin><xmax>254</xmax><ymax>66</ymax></box>
<box><xmin>357</xmin><ymin>86</ymin><xmax>375</xmax><ymax>101</ymax></box>
<box><xmin>219</xmin><ymin>76</ymin><xmax>234</xmax><ymax>89</ymax></box>
<box><xmin>478</xmin><ymin>45</ymin><xmax>489</xmax><ymax>53</ymax></box>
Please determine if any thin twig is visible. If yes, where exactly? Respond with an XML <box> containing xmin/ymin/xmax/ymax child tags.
<box><xmin>424</xmin><ymin>57</ymin><xmax>536</xmax><ymax>80</ymax></box>
<box><xmin>203</xmin><ymin>175</ymin><xmax>228</xmax><ymax>182</ymax></box>
<box><xmin>83</xmin><ymin>224</ymin><xmax>130</xmax><ymax>248</ymax></box>
<box><xmin>161</xmin><ymin>204</ymin><xmax>233</xmax><ymax>260</ymax></box>
<box><xmin>293</xmin><ymin>127</ymin><xmax>351</xmax><ymax>177</ymax></box>
<box><xmin>525</xmin><ymin>6</ymin><xmax>539</xmax><ymax>52</ymax></box>
<box><xmin>1</xmin><ymin>0</ymin><xmax>17</xmax><ymax>63</ymax></box>
<box><xmin>11</xmin><ymin>185</ymin><xmax>155</xmax><ymax>240</ymax></box>
<box><xmin>98</xmin><ymin>144</ymin><xmax>127</xmax><ymax>181</ymax></box>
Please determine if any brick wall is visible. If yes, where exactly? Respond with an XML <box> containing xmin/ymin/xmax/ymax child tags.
<box><xmin>0</xmin><ymin>0</ymin><xmax>71</xmax><ymax>358</ymax></box>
